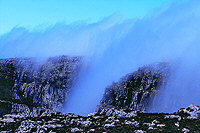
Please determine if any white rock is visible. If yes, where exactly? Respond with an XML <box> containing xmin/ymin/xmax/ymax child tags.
<box><xmin>93</xmin><ymin>116</ymin><xmax>101</xmax><ymax>119</ymax></box>
<box><xmin>78</xmin><ymin>120</ymin><xmax>92</xmax><ymax>127</ymax></box>
<box><xmin>126</xmin><ymin>111</ymin><xmax>137</xmax><ymax>118</ymax></box>
<box><xmin>106</xmin><ymin>109</ymin><xmax>114</xmax><ymax>116</ymax></box>
<box><xmin>182</xmin><ymin>128</ymin><xmax>190</xmax><ymax>133</ymax></box>
<box><xmin>104</xmin><ymin>123</ymin><xmax>115</xmax><ymax>128</ymax></box>
<box><xmin>148</xmin><ymin>127</ymin><xmax>154</xmax><ymax>130</ymax></box>
<box><xmin>125</xmin><ymin>120</ymin><xmax>139</xmax><ymax>127</ymax></box>
<box><xmin>152</xmin><ymin>119</ymin><xmax>159</xmax><ymax>124</ymax></box>
<box><xmin>49</xmin><ymin>131</ymin><xmax>56</xmax><ymax>133</ymax></box>
<box><xmin>114</xmin><ymin>119</ymin><xmax>120</xmax><ymax>123</ymax></box>
<box><xmin>157</xmin><ymin>124</ymin><xmax>165</xmax><ymax>128</ymax></box>
<box><xmin>175</xmin><ymin>122</ymin><xmax>179</xmax><ymax>127</ymax></box>
<box><xmin>164</xmin><ymin>115</ymin><xmax>181</xmax><ymax>120</ymax></box>
<box><xmin>125</xmin><ymin>120</ymin><xmax>133</xmax><ymax>125</ymax></box>
<box><xmin>0</xmin><ymin>118</ymin><xmax>15</xmax><ymax>123</ymax></box>
<box><xmin>179</xmin><ymin>104</ymin><xmax>200</xmax><ymax>119</ymax></box>
<box><xmin>88</xmin><ymin>112</ymin><xmax>97</xmax><ymax>117</ymax></box>
<box><xmin>143</xmin><ymin>123</ymin><xmax>151</xmax><ymax>126</ymax></box>
<box><xmin>134</xmin><ymin>130</ymin><xmax>146</xmax><ymax>133</ymax></box>
<box><xmin>89</xmin><ymin>129</ymin><xmax>95</xmax><ymax>132</ymax></box>
<box><xmin>105</xmin><ymin>116</ymin><xmax>115</xmax><ymax>122</ymax></box>
<box><xmin>71</xmin><ymin>127</ymin><xmax>83</xmax><ymax>132</ymax></box>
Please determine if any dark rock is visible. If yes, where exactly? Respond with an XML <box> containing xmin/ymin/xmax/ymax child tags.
<box><xmin>97</xmin><ymin>63</ymin><xmax>170</xmax><ymax>112</ymax></box>
<box><xmin>0</xmin><ymin>55</ymin><xmax>81</xmax><ymax>115</ymax></box>
<box><xmin>0</xmin><ymin>100</ymin><xmax>12</xmax><ymax>116</ymax></box>
<box><xmin>0</xmin><ymin>105</ymin><xmax>199</xmax><ymax>132</ymax></box>
<box><xmin>0</xmin><ymin>100</ymin><xmax>30</xmax><ymax>117</ymax></box>
<box><xmin>0</xmin><ymin>56</ymin><xmax>199</xmax><ymax>132</ymax></box>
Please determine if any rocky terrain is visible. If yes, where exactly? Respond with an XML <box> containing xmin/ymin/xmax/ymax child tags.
<box><xmin>0</xmin><ymin>104</ymin><xmax>200</xmax><ymax>132</ymax></box>
<box><xmin>0</xmin><ymin>56</ymin><xmax>199</xmax><ymax>132</ymax></box>
<box><xmin>0</xmin><ymin>56</ymin><xmax>81</xmax><ymax>116</ymax></box>
<box><xmin>98</xmin><ymin>62</ymin><xmax>170</xmax><ymax>112</ymax></box>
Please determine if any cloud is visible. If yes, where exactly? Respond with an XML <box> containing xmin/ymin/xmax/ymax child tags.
<box><xmin>1</xmin><ymin>0</ymin><xmax>200</xmax><ymax>115</ymax></box>
<box><xmin>0</xmin><ymin>15</ymin><xmax>130</xmax><ymax>58</ymax></box>
<box><xmin>65</xmin><ymin>0</ymin><xmax>200</xmax><ymax>115</ymax></box>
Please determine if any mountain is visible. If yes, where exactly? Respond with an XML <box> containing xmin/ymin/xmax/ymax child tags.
<box><xmin>0</xmin><ymin>56</ymin><xmax>199</xmax><ymax>132</ymax></box>
<box><xmin>0</xmin><ymin>56</ymin><xmax>81</xmax><ymax>116</ymax></box>
<box><xmin>97</xmin><ymin>62</ymin><xmax>170</xmax><ymax>112</ymax></box>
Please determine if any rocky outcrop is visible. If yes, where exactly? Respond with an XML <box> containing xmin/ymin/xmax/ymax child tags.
<box><xmin>178</xmin><ymin>104</ymin><xmax>200</xmax><ymax>119</ymax></box>
<box><xmin>0</xmin><ymin>100</ymin><xmax>30</xmax><ymax>116</ymax></box>
<box><xmin>0</xmin><ymin>57</ymin><xmax>199</xmax><ymax>132</ymax></box>
<box><xmin>0</xmin><ymin>105</ymin><xmax>199</xmax><ymax>132</ymax></box>
<box><xmin>0</xmin><ymin>56</ymin><xmax>81</xmax><ymax>115</ymax></box>
<box><xmin>98</xmin><ymin>63</ymin><xmax>170</xmax><ymax>112</ymax></box>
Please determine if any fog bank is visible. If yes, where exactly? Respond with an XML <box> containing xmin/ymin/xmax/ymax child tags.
<box><xmin>1</xmin><ymin>0</ymin><xmax>200</xmax><ymax>115</ymax></box>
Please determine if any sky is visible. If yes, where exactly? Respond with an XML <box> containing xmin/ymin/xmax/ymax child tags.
<box><xmin>2</xmin><ymin>0</ymin><xmax>199</xmax><ymax>115</ymax></box>
<box><xmin>0</xmin><ymin>0</ymin><xmax>175</xmax><ymax>35</ymax></box>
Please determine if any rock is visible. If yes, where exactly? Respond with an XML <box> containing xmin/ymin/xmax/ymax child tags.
<box><xmin>152</xmin><ymin>119</ymin><xmax>159</xmax><ymax>124</ymax></box>
<box><xmin>88</xmin><ymin>112</ymin><xmax>97</xmax><ymax>117</ymax></box>
<box><xmin>17</xmin><ymin>120</ymin><xmax>38</xmax><ymax>132</ymax></box>
<box><xmin>104</xmin><ymin>123</ymin><xmax>115</xmax><ymax>128</ymax></box>
<box><xmin>89</xmin><ymin>129</ymin><xmax>95</xmax><ymax>132</ymax></box>
<box><xmin>71</xmin><ymin>127</ymin><xmax>83</xmax><ymax>132</ymax></box>
<box><xmin>0</xmin><ymin>56</ymin><xmax>81</xmax><ymax>115</ymax></box>
<box><xmin>79</xmin><ymin>120</ymin><xmax>92</xmax><ymax>127</ymax></box>
<box><xmin>182</xmin><ymin>128</ymin><xmax>190</xmax><ymax>133</ymax></box>
<box><xmin>134</xmin><ymin>130</ymin><xmax>146</xmax><ymax>133</ymax></box>
<box><xmin>105</xmin><ymin>116</ymin><xmax>115</xmax><ymax>122</ymax></box>
<box><xmin>164</xmin><ymin>115</ymin><xmax>181</xmax><ymax>120</ymax></box>
<box><xmin>49</xmin><ymin>131</ymin><xmax>56</xmax><ymax>133</ymax></box>
<box><xmin>124</xmin><ymin>119</ymin><xmax>138</xmax><ymax>126</ymax></box>
<box><xmin>148</xmin><ymin>127</ymin><xmax>154</xmax><ymax>130</ymax></box>
<box><xmin>175</xmin><ymin>122</ymin><xmax>179</xmax><ymax>127</ymax></box>
<box><xmin>125</xmin><ymin>120</ymin><xmax>134</xmax><ymax>125</ymax></box>
<box><xmin>0</xmin><ymin>105</ymin><xmax>200</xmax><ymax>132</ymax></box>
<box><xmin>0</xmin><ymin>117</ymin><xmax>15</xmax><ymax>123</ymax></box>
<box><xmin>97</xmin><ymin>63</ymin><xmax>170</xmax><ymax>112</ymax></box>
<box><xmin>157</xmin><ymin>124</ymin><xmax>165</xmax><ymax>128</ymax></box>
<box><xmin>125</xmin><ymin>111</ymin><xmax>137</xmax><ymax>117</ymax></box>
<box><xmin>0</xmin><ymin>58</ymin><xmax>199</xmax><ymax>133</ymax></box>
<box><xmin>0</xmin><ymin>100</ymin><xmax>30</xmax><ymax>117</ymax></box>
<box><xmin>106</xmin><ymin>108</ymin><xmax>114</xmax><ymax>116</ymax></box>
<box><xmin>178</xmin><ymin>104</ymin><xmax>200</xmax><ymax>119</ymax></box>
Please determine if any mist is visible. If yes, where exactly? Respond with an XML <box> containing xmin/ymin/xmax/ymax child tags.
<box><xmin>149</xmin><ymin>40</ymin><xmax>200</xmax><ymax>113</ymax></box>
<box><xmin>1</xmin><ymin>0</ymin><xmax>200</xmax><ymax>115</ymax></box>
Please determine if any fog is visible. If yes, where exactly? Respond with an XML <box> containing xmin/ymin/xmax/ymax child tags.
<box><xmin>1</xmin><ymin>0</ymin><xmax>200</xmax><ymax>115</ymax></box>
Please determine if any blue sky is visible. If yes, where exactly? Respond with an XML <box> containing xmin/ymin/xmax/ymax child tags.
<box><xmin>1</xmin><ymin>0</ymin><xmax>199</xmax><ymax>114</ymax></box>
<box><xmin>0</xmin><ymin>0</ymin><xmax>175</xmax><ymax>35</ymax></box>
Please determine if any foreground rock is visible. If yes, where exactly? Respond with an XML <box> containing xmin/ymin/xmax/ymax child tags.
<box><xmin>98</xmin><ymin>63</ymin><xmax>170</xmax><ymax>112</ymax></box>
<box><xmin>0</xmin><ymin>105</ymin><xmax>199</xmax><ymax>132</ymax></box>
<box><xmin>0</xmin><ymin>56</ymin><xmax>81</xmax><ymax>116</ymax></box>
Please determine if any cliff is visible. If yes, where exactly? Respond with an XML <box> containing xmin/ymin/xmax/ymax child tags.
<box><xmin>0</xmin><ymin>56</ymin><xmax>81</xmax><ymax>116</ymax></box>
<box><xmin>98</xmin><ymin>63</ymin><xmax>170</xmax><ymax>112</ymax></box>
<box><xmin>0</xmin><ymin>56</ymin><xmax>199</xmax><ymax>132</ymax></box>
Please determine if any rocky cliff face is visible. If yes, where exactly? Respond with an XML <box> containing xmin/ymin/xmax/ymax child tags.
<box><xmin>98</xmin><ymin>63</ymin><xmax>170</xmax><ymax>112</ymax></box>
<box><xmin>0</xmin><ymin>57</ymin><xmax>199</xmax><ymax>132</ymax></box>
<box><xmin>0</xmin><ymin>57</ymin><xmax>170</xmax><ymax>116</ymax></box>
<box><xmin>0</xmin><ymin>56</ymin><xmax>81</xmax><ymax>115</ymax></box>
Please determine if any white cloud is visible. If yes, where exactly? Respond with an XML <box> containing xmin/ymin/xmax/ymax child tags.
<box><xmin>1</xmin><ymin>0</ymin><xmax>200</xmax><ymax>115</ymax></box>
